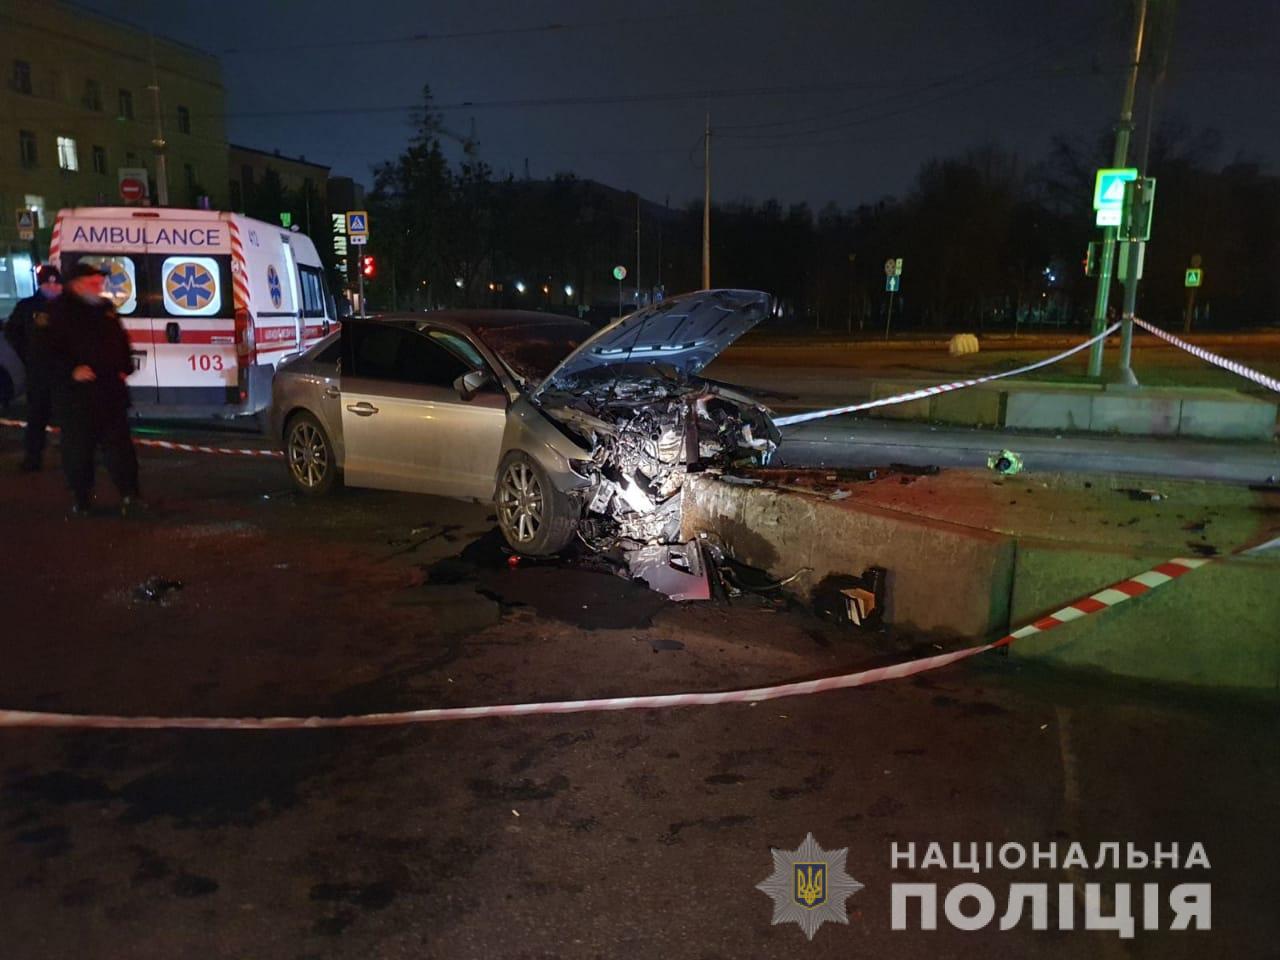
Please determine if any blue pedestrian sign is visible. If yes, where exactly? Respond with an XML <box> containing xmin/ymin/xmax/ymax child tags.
<box><xmin>1093</xmin><ymin>168</ymin><xmax>1138</xmax><ymax>226</ymax></box>
<box><xmin>885</xmin><ymin>275</ymin><xmax>900</xmax><ymax>293</ymax></box>
<box><xmin>346</xmin><ymin>211</ymin><xmax>369</xmax><ymax>236</ymax></box>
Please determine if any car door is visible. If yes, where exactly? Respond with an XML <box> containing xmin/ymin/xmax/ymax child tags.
<box><xmin>422</xmin><ymin>328</ymin><xmax>508</xmax><ymax>500</ymax></box>
<box><xmin>339</xmin><ymin>324</ymin><xmax>505</xmax><ymax>497</ymax></box>
<box><xmin>339</xmin><ymin>324</ymin><xmax>429</xmax><ymax>492</ymax></box>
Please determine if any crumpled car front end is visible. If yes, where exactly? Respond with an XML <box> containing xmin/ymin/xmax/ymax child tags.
<box><xmin>495</xmin><ymin>289</ymin><xmax>779</xmax><ymax>558</ymax></box>
<box><xmin>534</xmin><ymin>371</ymin><xmax>778</xmax><ymax>549</ymax></box>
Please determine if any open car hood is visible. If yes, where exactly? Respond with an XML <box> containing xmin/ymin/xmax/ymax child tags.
<box><xmin>531</xmin><ymin>288</ymin><xmax>772</xmax><ymax>397</ymax></box>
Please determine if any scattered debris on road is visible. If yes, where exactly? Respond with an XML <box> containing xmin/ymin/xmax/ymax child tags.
<box><xmin>644</xmin><ymin>637</ymin><xmax>686</xmax><ymax>653</ymax></box>
<box><xmin>987</xmin><ymin>449</ymin><xmax>1024</xmax><ymax>475</ymax></box>
<box><xmin>1123</xmin><ymin>488</ymin><xmax>1167</xmax><ymax>502</ymax></box>
<box><xmin>624</xmin><ymin>541</ymin><xmax>711</xmax><ymax>602</ymax></box>
<box><xmin>131</xmin><ymin>576</ymin><xmax>184</xmax><ymax>605</ymax></box>
<box><xmin>812</xmin><ymin>567</ymin><xmax>887</xmax><ymax>630</ymax></box>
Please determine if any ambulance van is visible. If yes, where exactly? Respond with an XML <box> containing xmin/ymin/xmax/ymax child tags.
<box><xmin>50</xmin><ymin>207</ymin><xmax>338</xmax><ymax>418</ymax></box>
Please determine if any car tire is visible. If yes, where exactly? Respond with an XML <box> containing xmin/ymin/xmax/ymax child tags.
<box><xmin>285</xmin><ymin>411</ymin><xmax>339</xmax><ymax>497</ymax></box>
<box><xmin>495</xmin><ymin>450</ymin><xmax>578</xmax><ymax>555</ymax></box>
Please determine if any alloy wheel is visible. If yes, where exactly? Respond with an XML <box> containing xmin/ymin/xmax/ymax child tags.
<box><xmin>288</xmin><ymin>421</ymin><xmax>328</xmax><ymax>489</ymax></box>
<box><xmin>498</xmin><ymin>459</ymin><xmax>544</xmax><ymax>544</ymax></box>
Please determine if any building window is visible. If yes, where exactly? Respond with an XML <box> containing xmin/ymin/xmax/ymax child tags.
<box><xmin>83</xmin><ymin>78</ymin><xmax>102</xmax><ymax>111</ymax></box>
<box><xmin>177</xmin><ymin>105</ymin><xmax>191</xmax><ymax>134</ymax></box>
<box><xmin>19</xmin><ymin>130</ymin><xmax>37</xmax><ymax>168</ymax></box>
<box><xmin>184</xmin><ymin>163</ymin><xmax>197</xmax><ymax>189</ymax></box>
<box><xmin>57</xmin><ymin>136</ymin><xmax>79</xmax><ymax>171</ymax></box>
<box><xmin>118</xmin><ymin>88</ymin><xmax>134</xmax><ymax>120</ymax></box>
<box><xmin>125</xmin><ymin>150</ymin><xmax>138</xmax><ymax>166</ymax></box>
<box><xmin>12</xmin><ymin>60</ymin><xmax>32</xmax><ymax>94</ymax></box>
<box><xmin>24</xmin><ymin>196</ymin><xmax>47</xmax><ymax>228</ymax></box>
<box><xmin>92</xmin><ymin>145</ymin><xmax>107</xmax><ymax>174</ymax></box>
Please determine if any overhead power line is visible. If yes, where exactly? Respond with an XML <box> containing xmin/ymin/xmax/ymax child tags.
<box><xmin>221</xmin><ymin>12</ymin><xmax>708</xmax><ymax>55</ymax></box>
<box><xmin>715</xmin><ymin>21</ymin><xmax>1106</xmax><ymax>138</ymax></box>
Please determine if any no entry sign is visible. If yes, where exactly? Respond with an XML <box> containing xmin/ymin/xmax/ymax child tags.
<box><xmin>118</xmin><ymin>167</ymin><xmax>149</xmax><ymax>204</ymax></box>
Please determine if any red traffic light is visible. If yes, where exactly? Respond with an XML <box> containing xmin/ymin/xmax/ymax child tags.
<box><xmin>360</xmin><ymin>255</ymin><xmax>376</xmax><ymax>279</ymax></box>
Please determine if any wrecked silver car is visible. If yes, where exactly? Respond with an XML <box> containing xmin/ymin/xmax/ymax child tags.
<box><xmin>496</xmin><ymin>289</ymin><xmax>779</xmax><ymax>554</ymax></box>
<box><xmin>268</xmin><ymin>288</ymin><xmax>778</xmax><ymax>557</ymax></box>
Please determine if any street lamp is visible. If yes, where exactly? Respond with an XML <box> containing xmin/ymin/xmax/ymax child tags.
<box><xmin>454</xmin><ymin>277</ymin><xmax>464</xmax><ymax>289</ymax></box>
<box><xmin>515</xmin><ymin>281</ymin><xmax>526</xmax><ymax>294</ymax></box>
<box><xmin>612</xmin><ymin>265</ymin><xmax>628</xmax><ymax>318</ymax></box>
<box><xmin>563</xmin><ymin>284</ymin><xmax>574</xmax><ymax>298</ymax></box>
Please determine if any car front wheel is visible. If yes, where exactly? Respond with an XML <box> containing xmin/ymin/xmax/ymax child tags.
<box><xmin>285</xmin><ymin>412</ymin><xmax>339</xmax><ymax>496</ymax></box>
<box><xmin>495</xmin><ymin>451</ymin><xmax>578</xmax><ymax>555</ymax></box>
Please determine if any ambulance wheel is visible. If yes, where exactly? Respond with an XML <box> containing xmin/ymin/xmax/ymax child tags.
<box><xmin>286</xmin><ymin>412</ymin><xmax>339</xmax><ymax>496</ymax></box>
<box><xmin>495</xmin><ymin>451</ymin><xmax>578</xmax><ymax>555</ymax></box>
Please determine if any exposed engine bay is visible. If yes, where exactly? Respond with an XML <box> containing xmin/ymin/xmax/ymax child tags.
<box><xmin>537</xmin><ymin>371</ymin><xmax>780</xmax><ymax>549</ymax></box>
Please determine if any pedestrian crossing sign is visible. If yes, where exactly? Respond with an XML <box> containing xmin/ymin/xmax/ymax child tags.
<box><xmin>1093</xmin><ymin>168</ymin><xmax>1138</xmax><ymax>224</ymax></box>
<box><xmin>346</xmin><ymin>211</ymin><xmax>369</xmax><ymax>236</ymax></box>
<box><xmin>1184</xmin><ymin>268</ymin><xmax>1202</xmax><ymax>288</ymax></box>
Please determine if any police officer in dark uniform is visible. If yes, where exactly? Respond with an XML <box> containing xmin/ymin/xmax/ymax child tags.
<box><xmin>47</xmin><ymin>262</ymin><xmax>145</xmax><ymax>517</ymax></box>
<box><xmin>4</xmin><ymin>264</ymin><xmax>62</xmax><ymax>470</ymax></box>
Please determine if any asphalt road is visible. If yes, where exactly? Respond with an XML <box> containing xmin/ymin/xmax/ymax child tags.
<box><xmin>115</xmin><ymin>413</ymin><xmax>1280</xmax><ymax>488</ymax></box>
<box><xmin>1</xmin><ymin>433</ymin><xmax>1277</xmax><ymax>958</ymax></box>
<box><xmin>780</xmin><ymin>418</ymin><xmax>1280</xmax><ymax>485</ymax></box>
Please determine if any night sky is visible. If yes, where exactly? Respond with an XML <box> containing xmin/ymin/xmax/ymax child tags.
<box><xmin>81</xmin><ymin>0</ymin><xmax>1280</xmax><ymax>209</ymax></box>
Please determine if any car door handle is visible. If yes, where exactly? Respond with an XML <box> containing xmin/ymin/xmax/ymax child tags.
<box><xmin>346</xmin><ymin>401</ymin><xmax>379</xmax><ymax>416</ymax></box>
<box><xmin>324</xmin><ymin>386</ymin><xmax>340</xmax><ymax>399</ymax></box>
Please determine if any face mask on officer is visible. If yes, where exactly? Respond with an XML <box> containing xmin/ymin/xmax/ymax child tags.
<box><xmin>70</xmin><ymin>273</ymin><xmax>107</xmax><ymax>303</ymax></box>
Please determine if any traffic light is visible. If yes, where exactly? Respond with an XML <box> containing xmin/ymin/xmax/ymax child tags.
<box><xmin>1120</xmin><ymin>177</ymin><xmax>1156</xmax><ymax>242</ymax></box>
<box><xmin>1084</xmin><ymin>241</ymin><xmax>1100</xmax><ymax>278</ymax></box>
<box><xmin>360</xmin><ymin>255</ymin><xmax>375</xmax><ymax>279</ymax></box>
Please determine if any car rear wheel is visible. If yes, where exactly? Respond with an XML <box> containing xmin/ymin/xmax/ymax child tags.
<box><xmin>286</xmin><ymin>412</ymin><xmax>339</xmax><ymax>496</ymax></box>
<box><xmin>496</xmin><ymin>451</ymin><xmax>578</xmax><ymax>555</ymax></box>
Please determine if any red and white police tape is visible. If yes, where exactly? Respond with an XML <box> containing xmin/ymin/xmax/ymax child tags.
<box><xmin>1134</xmin><ymin>318</ymin><xmax>1280</xmax><ymax>394</ymax></box>
<box><xmin>127</xmin><ymin>437</ymin><xmax>282</xmax><ymax>458</ymax></box>
<box><xmin>0</xmin><ymin>549</ymin><xmax>1245</xmax><ymax>732</ymax></box>
<box><xmin>0</xmin><ymin>418</ymin><xmax>284</xmax><ymax>459</ymax></box>
<box><xmin>774</xmin><ymin>323</ymin><xmax>1122</xmax><ymax>427</ymax></box>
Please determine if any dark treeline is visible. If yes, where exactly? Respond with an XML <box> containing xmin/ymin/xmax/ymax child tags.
<box><xmin>333</xmin><ymin>87</ymin><xmax>1280</xmax><ymax>331</ymax></box>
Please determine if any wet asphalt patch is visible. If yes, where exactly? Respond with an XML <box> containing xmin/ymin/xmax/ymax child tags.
<box><xmin>415</xmin><ymin>529</ymin><xmax>670</xmax><ymax>630</ymax></box>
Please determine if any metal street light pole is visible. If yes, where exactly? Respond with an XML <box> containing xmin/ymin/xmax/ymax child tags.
<box><xmin>1088</xmin><ymin>0</ymin><xmax>1148</xmax><ymax>378</ymax></box>
<box><xmin>1118</xmin><ymin>0</ymin><xmax>1175</xmax><ymax>386</ymax></box>
<box><xmin>701</xmin><ymin>113</ymin><xmax>711</xmax><ymax>289</ymax></box>
<box><xmin>146</xmin><ymin>33</ymin><xmax>169</xmax><ymax>206</ymax></box>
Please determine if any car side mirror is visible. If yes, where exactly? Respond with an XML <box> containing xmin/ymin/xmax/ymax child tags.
<box><xmin>454</xmin><ymin>368</ymin><xmax>492</xmax><ymax>401</ymax></box>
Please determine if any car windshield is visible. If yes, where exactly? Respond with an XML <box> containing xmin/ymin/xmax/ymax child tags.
<box><xmin>473</xmin><ymin>320</ymin><xmax>591</xmax><ymax>384</ymax></box>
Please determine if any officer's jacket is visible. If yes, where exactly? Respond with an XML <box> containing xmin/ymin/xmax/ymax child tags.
<box><xmin>4</xmin><ymin>293</ymin><xmax>57</xmax><ymax>368</ymax></box>
<box><xmin>47</xmin><ymin>294</ymin><xmax>133</xmax><ymax>405</ymax></box>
